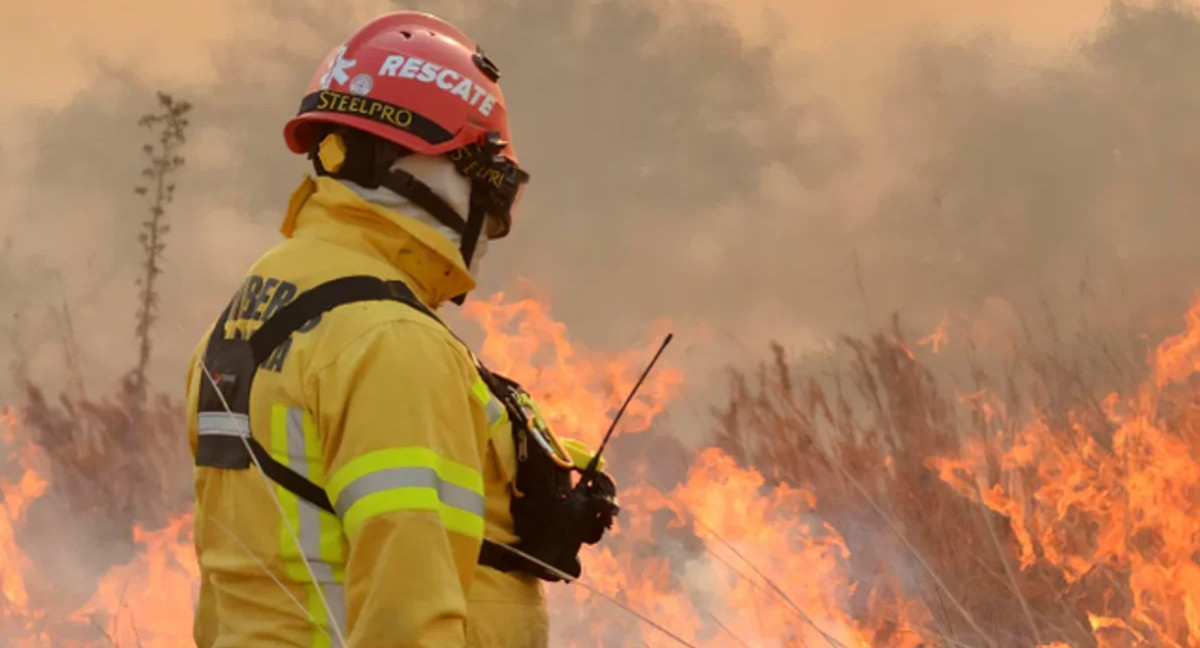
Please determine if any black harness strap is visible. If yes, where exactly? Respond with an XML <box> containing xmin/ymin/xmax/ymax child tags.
<box><xmin>198</xmin><ymin>275</ymin><xmax>527</xmax><ymax>572</ymax></box>
<box><xmin>247</xmin><ymin>438</ymin><xmax>336</xmax><ymax>515</ymax></box>
<box><xmin>198</xmin><ymin>276</ymin><xmax>440</xmax><ymax>517</ymax></box>
<box><xmin>476</xmin><ymin>541</ymin><xmax>526</xmax><ymax>572</ymax></box>
<box><xmin>247</xmin><ymin>275</ymin><xmax>437</xmax><ymax>365</ymax></box>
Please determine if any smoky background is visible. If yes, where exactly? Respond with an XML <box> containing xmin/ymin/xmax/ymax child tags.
<box><xmin>3</xmin><ymin>1</ymin><xmax>1200</xmax><ymax>645</ymax></box>
<box><xmin>4</xmin><ymin>0</ymin><xmax>1197</xmax><ymax>417</ymax></box>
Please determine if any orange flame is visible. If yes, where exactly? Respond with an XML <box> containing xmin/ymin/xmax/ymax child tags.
<box><xmin>69</xmin><ymin>514</ymin><xmax>198</xmax><ymax>648</ymax></box>
<box><xmin>565</xmin><ymin>447</ymin><xmax>933</xmax><ymax>647</ymax></box>
<box><xmin>463</xmin><ymin>289</ymin><xmax>932</xmax><ymax>646</ymax></box>
<box><xmin>1153</xmin><ymin>298</ymin><xmax>1200</xmax><ymax>389</ymax></box>
<box><xmin>462</xmin><ymin>290</ymin><xmax>683</xmax><ymax>447</ymax></box>
<box><xmin>0</xmin><ymin>407</ymin><xmax>48</xmax><ymax>640</ymax></box>
<box><xmin>932</xmin><ymin>295</ymin><xmax>1200</xmax><ymax>647</ymax></box>
<box><xmin>0</xmin><ymin>407</ymin><xmax>199</xmax><ymax>647</ymax></box>
<box><xmin>916</xmin><ymin>313</ymin><xmax>950</xmax><ymax>354</ymax></box>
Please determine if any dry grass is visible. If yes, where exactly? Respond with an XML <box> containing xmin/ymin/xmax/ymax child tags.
<box><xmin>11</xmin><ymin>377</ymin><xmax>189</xmax><ymax>627</ymax></box>
<box><xmin>21</xmin><ymin>378</ymin><xmax>190</xmax><ymax>530</ymax></box>
<box><xmin>703</xmin><ymin>308</ymin><xmax>1171</xmax><ymax>648</ymax></box>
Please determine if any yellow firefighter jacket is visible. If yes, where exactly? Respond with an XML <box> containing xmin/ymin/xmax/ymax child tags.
<box><xmin>184</xmin><ymin>175</ymin><xmax>551</xmax><ymax>647</ymax></box>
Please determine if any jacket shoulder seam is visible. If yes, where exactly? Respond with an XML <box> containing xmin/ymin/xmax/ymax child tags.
<box><xmin>301</xmin><ymin>316</ymin><xmax>471</xmax><ymax>401</ymax></box>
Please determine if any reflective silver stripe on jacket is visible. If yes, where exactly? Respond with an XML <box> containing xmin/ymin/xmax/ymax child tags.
<box><xmin>197</xmin><ymin>412</ymin><xmax>250</xmax><ymax>437</ymax></box>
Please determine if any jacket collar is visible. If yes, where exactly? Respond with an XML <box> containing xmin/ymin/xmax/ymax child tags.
<box><xmin>280</xmin><ymin>174</ymin><xmax>475</xmax><ymax>307</ymax></box>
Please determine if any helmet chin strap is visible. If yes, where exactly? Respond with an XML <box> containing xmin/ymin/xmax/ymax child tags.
<box><xmin>309</xmin><ymin>130</ymin><xmax>486</xmax><ymax>303</ymax></box>
<box><xmin>450</xmin><ymin>181</ymin><xmax>491</xmax><ymax>304</ymax></box>
<box><xmin>377</xmin><ymin>165</ymin><xmax>489</xmax><ymax>306</ymax></box>
<box><xmin>309</xmin><ymin>128</ymin><xmax>527</xmax><ymax>305</ymax></box>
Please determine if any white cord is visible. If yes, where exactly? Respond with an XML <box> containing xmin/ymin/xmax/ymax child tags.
<box><xmin>173</xmin><ymin>312</ymin><xmax>349</xmax><ymax>648</ymax></box>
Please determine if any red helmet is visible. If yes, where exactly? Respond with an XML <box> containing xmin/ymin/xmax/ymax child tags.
<box><xmin>285</xmin><ymin>12</ymin><xmax>517</xmax><ymax>164</ymax></box>
<box><xmin>283</xmin><ymin>12</ymin><xmax>528</xmax><ymax>256</ymax></box>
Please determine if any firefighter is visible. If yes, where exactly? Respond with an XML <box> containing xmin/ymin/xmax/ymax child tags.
<box><xmin>183</xmin><ymin>11</ymin><xmax>615</xmax><ymax>648</ymax></box>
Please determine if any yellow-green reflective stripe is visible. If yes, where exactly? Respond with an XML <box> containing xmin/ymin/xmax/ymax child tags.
<box><xmin>341</xmin><ymin>486</ymin><xmax>485</xmax><ymax>539</ymax></box>
<box><xmin>271</xmin><ymin>404</ymin><xmax>307</xmax><ymax>582</ymax></box>
<box><xmin>328</xmin><ymin>447</ymin><xmax>485</xmax><ymax>539</ymax></box>
<box><xmin>470</xmin><ymin>379</ymin><xmax>491</xmax><ymax>406</ymax></box>
<box><xmin>305</xmin><ymin>413</ymin><xmax>345</xmax><ymax>578</ymax></box>
<box><xmin>335</xmin><ymin>466</ymin><xmax>484</xmax><ymax>521</ymax></box>
<box><xmin>307</xmin><ymin>581</ymin><xmax>345</xmax><ymax>648</ymax></box>
<box><xmin>308</xmin><ymin>583</ymin><xmax>329</xmax><ymax>648</ymax></box>
<box><xmin>270</xmin><ymin>403</ymin><xmax>347</xmax><ymax>642</ymax></box>
<box><xmin>327</xmin><ymin>447</ymin><xmax>483</xmax><ymax>502</ymax></box>
<box><xmin>469</xmin><ymin>378</ymin><xmax>506</xmax><ymax>430</ymax></box>
<box><xmin>293</xmin><ymin>409</ymin><xmax>345</xmax><ymax>643</ymax></box>
<box><xmin>486</xmin><ymin>399</ymin><xmax>506</xmax><ymax>431</ymax></box>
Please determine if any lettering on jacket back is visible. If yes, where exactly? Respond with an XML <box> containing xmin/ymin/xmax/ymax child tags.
<box><xmin>226</xmin><ymin>274</ymin><xmax>321</xmax><ymax>372</ymax></box>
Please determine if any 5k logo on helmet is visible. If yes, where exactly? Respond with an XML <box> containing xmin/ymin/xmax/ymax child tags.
<box><xmin>320</xmin><ymin>47</ymin><xmax>376</xmax><ymax>97</ymax></box>
<box><xmin>319</xmin><ymin>46</ymin><xmax>358</xmax><ymax>90</ymax></box>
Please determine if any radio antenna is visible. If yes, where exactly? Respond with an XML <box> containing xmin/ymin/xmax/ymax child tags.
<box><xmin>584</xmin><ymin>333</ymin><xmax>674</xmax><ymax>474</ymax></box>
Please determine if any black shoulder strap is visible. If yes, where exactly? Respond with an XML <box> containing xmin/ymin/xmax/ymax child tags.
<box><xmin>248</xmin><ymin>275</ymin><xmax>440</xmax><ymax>363</ymax></box>
<box><xmin>246</xmin><ymin>441</ymin><xmax>337</xmax><ymax>514</ymax></box>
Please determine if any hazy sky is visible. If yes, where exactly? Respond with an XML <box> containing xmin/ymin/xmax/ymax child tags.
<box><xmin>0</xmin><ymin>0</ymin><xmax>1109</xmax><ymax>106</ymax></box>
<box><xmin>2</xmin><ymin>0</ymin><xmax>1196</xmax><ymax>412</ymax></box>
